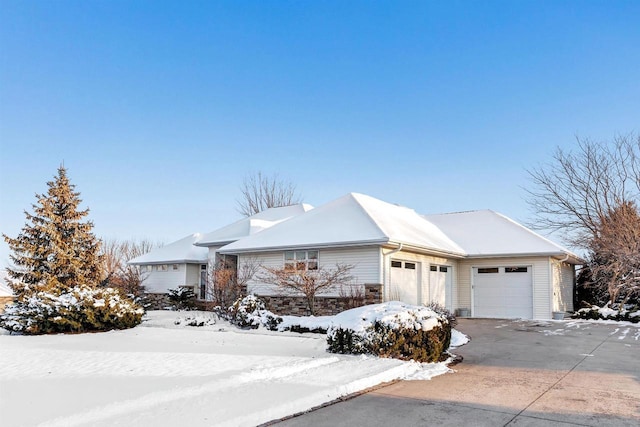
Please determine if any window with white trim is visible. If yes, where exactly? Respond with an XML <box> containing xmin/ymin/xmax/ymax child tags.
<box><xmin>284</xmin><ymin>250</ymin><xmax>319</xmax><ymax>271</ymax></box>
<box><xmin>156</xmin><ymin>264</ymin><xmax>168</xmax><ymax>272</ymax></box>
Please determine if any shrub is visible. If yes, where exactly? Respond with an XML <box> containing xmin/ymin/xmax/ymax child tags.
<box><xmin>573</xmin><ymin>303</ymin><xmax>640</xmax><ymax>323</ymax></box>
<box><xmin>167</xmin><ymin>286</ymin><xmax>196</xmax><ymax>310</ymax></box>
<box><xmin>228</xmin><ymin>294</ymin><xmax>283</xmax><ymax>330</ymax></box>
<box><xmin>327</xmin><ymin>302</ymin><xmax>451</xmax><ymax>363</ymax></box>
<box><xmin>424</xmin><ymin>301</ymin><xmax>457</xmax><ymax>328</ymax></box>
<box><xmin>175</xmin><ymin>313</ymin><xmax>217</xmax><ymax>327</ymax></box>
<box><xmin>0</xmin><ymin>286</ymin><xmax>144</xmax><ymax>334</ymax></box>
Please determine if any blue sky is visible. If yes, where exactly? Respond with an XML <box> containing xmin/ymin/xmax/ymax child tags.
<box><xmin>1</xmin><ymin>1</ymin><xmax>639</xmax><ymax>266</ymax></box>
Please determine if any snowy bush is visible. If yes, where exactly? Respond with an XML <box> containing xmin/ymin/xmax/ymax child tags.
<box><xmin>573</xmin><ymin>303</ymin><xmax>640</xmax><ymax>323</ymax></box>
<box><xmin>228</xmin><ymin>294</ymin><xmax>282</xmax><ymax>330</ymax></box>
<box><xmin>167</xmin><ymin>286</ymin><xmax>197</xmax><ymax>310</ymax></box>
<box><xmin>0</xmin><ymin>286</ymin><xmax>144</xmax><ymax>334</ymax></box>
<box><xmin>326</xmin><ymin>302</ymin><xmax>452</xmax><ymax>363</ymax></box>
<box><xmin>175</xmin><ymin>313</ymin><xmax>217</xmax><ymax>327</ymax></box>
<box><xmin>424</xmin><ymin>301</ymin><xmax>457</xmax><ymax>328</ymax></box>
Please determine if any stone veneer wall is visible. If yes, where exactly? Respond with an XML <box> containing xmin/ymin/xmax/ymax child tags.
<box><xmin>143</xmin><ymin>293</ymin><xmax>174</xmax><ymax>310</ymax></box>
<box><xmin>259</xmin><ymin>283</ymin><xmax>384</xmax><ymax>316</ymax></box>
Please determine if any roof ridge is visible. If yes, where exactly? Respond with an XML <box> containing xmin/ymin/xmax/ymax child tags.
<box><xmin>348</xmin><ymin>193</ymin><xmax>391</xmax><ymax>241</ymax></box>
<box><xmin>492</xmin><ymin>211</ymin><xmax>577</xmax><ymax>255</ymax></box>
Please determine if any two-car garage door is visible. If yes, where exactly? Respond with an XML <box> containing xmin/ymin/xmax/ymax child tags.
<box><xmin>473</xmin><ymin>266</ymin><xmax>533</xmax><ymax>319</ymax></box>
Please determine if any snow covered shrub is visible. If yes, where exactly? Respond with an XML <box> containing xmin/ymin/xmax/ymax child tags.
<box><xmin>326</xmin><ymin>302</ymin><xmax>452</xmax><ymax>363</ymax></box>
<box><xmin>573</xmin><ymin>303</ymin><xmax>640</xmax><ymax>323</ymax></box>
<box><xmin>0</xmin><ymin>286</ymin><xmax>144</xmax><ymax>334</ymax></box>
<box><xmin>175</xmin><ymin>313</ymin><xmax>217</xmax><ymax>327</ymax></box>
<box><xmin>424</xmin><ymin>301</ymin><xmax>457</xmax><ymax>328</ymax></box>
<box><xmin>228</xmin><ymin>294</ymin><xmax>282</xmax><ymax>330</ymax></box>
<box><xmin>168</xmin><ymin>286</ymin><xmax>196</xmax><ymax>310</ymax></box>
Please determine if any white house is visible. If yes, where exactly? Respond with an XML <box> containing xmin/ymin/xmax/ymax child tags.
<box><xmin>217</xmin><ymin>193</ymin><xmax>581</xmax><ymax>320</ymax></box>
<box><xmin>128</xmin><ymin>233</ymin><xmax>209</xmax><ymax>295</ymax></box>
<box><xmin>130</xmin><ymin>193</ymin><xmax>580</xmax><ymax>319</ymax></box>
<box><xmin>129</xmin><ymin>205</ymin><xmax>313</xmax><ymax>299</ymax></box>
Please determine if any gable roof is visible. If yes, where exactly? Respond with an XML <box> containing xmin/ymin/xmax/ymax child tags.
<box><xmin>195</xmin><ymin>204</ymin><xmax>313</xmax><ymax>247</ymax></box>
<box><xmin>218</xmin><ymin>193</ymin><xmax>466</xmax><ymax>256</ymax></box>
<box><xmin>128</xmin><ymin>233</ymin><xmax>208</xmax><ymax>265</ymax></box>
<box><xmin>424</xmin><ymin>210</ymin><xmax>580</xmax><ymax>260</ymax></box>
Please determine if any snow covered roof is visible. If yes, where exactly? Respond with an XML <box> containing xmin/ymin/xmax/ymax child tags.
<box><xmin>0</xmin><ymin>270</ymin><xmax>13</xmax><ymax>296</ymax></box>
<box><xmin>195</xmin><ymin>204</ymin><xmax>313</xmax><ymax>247</ymax></box>
<box><xmin>128</xmin><ymin>233</ymin><xmax>209</xmax><ymax>265</ymax></box>
<box><xmin>424</xmin><ymin>210</ymin><xmax>580</xmax><ymax>260</ymax></box>
<box><xmin>218</xmin><ymin>193</ymin><xmax>466</xmax><ymax>256</ymax></box>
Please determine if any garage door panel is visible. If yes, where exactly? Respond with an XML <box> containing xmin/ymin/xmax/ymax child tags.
<box><xmin>473</xmin><ymin>267</ymin><xmax>533</xmax><ymax>319</ymax></box>
<box><xmin>390</xmin><ymin>260</ymin><xmax>419</xmax><ymax>305</ymax></box>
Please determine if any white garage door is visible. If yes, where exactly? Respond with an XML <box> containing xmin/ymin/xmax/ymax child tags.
<box><xmin>473</xmin><ymin>266</ymin><xmax>533</xmax><ymax>319</ymax></box>
<box><xmin>390</xmin><ymin>260</ymin><xmax>419</xmax><ymax>305</ymax></box>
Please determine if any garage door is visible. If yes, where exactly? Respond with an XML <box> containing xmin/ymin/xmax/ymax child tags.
<box><xmin>473</xmin><ymin>266</ymin><xmax>533</xmax><ymax>319</ymax></box>
<box><xmin>390</xmin><ymin>260</ymin><xmax>419</xmax><ymax>305</ymax></box>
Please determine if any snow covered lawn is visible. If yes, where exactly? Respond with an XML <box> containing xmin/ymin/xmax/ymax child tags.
<box><xmin>0</xmin><ymin>310</ymin><xmax>464</xmax><ymax>427</ymax></box>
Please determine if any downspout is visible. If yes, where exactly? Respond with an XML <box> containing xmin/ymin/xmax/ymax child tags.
<box><xmin>382</xmin><ymin>243</ymin><xmax>403</xmax><ymax>301</ymax></box>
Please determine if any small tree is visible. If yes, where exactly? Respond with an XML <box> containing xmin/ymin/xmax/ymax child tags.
<box><xmin>3</xmin><ymin>166</ymin><xmax>103</xmax><ymax>297</ymax></box>
<box><xmin>236</xmin><ymin>171</ymin><xmax>302</xmax><ymax>217</ymax></box>
<box><xmin>206</xmin><ymin>256</ymin><xmax>260</xmax><ymax>308</ymax></box>
<box><xmin>259</xmin><ymin>263</ymin><xmax>354</xmax><ymax>315</ymax></box>
<box><xmin>101</xmin><ymin>238</ymin><xmax>159</xmax><ymax>297</ymax></box>
<box><xmin>587</xmin><ymin>201</ymin><xmax>640</xmax><ymax>305</ymax></box>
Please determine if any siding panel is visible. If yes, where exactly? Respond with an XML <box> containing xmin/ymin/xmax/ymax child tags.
<box><xmin>241</xmin><ymin>247</ymin><xmax>381</xmax><ymax>296</ymax></box>
<box><xmin>144</xmin><ymin>264</ymin><xmax>187</xmax><ymax>293</ymax></box>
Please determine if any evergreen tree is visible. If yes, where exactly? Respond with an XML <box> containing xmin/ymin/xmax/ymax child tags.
<box><xmin>3</xmin><ymin>166</ymin><xmax>103</xmax><ymax>298</ymax></box>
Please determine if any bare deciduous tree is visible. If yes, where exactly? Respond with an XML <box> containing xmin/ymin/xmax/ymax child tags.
<box><xmin>259</xmin><ymin>264</ymin><xmax>354</xmax><ymax>315</ymax></box>
<box><xmin>101</xmin><ymin>238</ymin><xmax>159</xmax><ymax>297</ymax></box>
<box><xmin>237</xmin><ymin>172</ymin><xmax>302</xmax><ymax>217</ymax></box>
<box><xmin>526</xmin><ymin>134</ymin><xmax>640</xmax><ymax>247</ymax></box>
<box><xmin>527</xmin><ymin>134</ymin><xmax>640</xmax><ymax>306</ymax></box>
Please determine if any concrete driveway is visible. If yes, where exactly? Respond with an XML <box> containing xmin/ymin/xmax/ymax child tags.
<box><xmin>273</xmin><ymin>318</ymin><xmax>640</xmax><ymax>427</ymax></box>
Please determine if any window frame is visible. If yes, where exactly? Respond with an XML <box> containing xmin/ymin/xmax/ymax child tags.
<box><xmin>283</xmin><ymin>250</ymin><xmax>319</xmax><ymax>271</ymax></box>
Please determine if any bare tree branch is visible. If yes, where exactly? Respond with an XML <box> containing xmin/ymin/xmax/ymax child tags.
<box><xmin>258</xmin><ymin>263</ymin><xmax>354</xmax><ymax>315</ymax></box>
<box><xmin>236</xmin><ymin>172</ymin><xmax>302</xmax><ymax>217</ymax></box>
<box><xmin>526</xmin><ymin>134</ymin><xmax>640</xmax><ymax>247</ymax></box>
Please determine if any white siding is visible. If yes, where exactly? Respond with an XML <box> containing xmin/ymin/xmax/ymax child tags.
<box><xmin>553</xmin><ymin>261</ymin><xmax>575</xmax><ymax>312</ymax></box>
<box><xmin>458</xmin><ymin>257</ymin><xmax>552</xmax><ymax>319</ymax></box>
<box><xmin>185</xmin><ymin>264</ymin><xmax>202</xmax><ymax>288</ymax></box>
<box><xmin>144</xmin><ymin>264</ymin><xmax>187</xmax><ymax>293</ymax></box>
<box><xmin>241</xmin><ymin>247</ymin><xmax>381</xmax><ymax>296</ymax></box>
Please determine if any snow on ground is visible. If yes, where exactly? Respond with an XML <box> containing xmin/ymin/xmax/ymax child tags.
<box><xmin>0</xmin><ymin>310</ymin><xmax>463</xmax><ymax>427</ymax></box>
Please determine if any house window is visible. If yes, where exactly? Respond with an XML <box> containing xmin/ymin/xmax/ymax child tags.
<box><xmin>391</xmin><ymin>261</ymin><xmax>402</xmax><ymax>268</ymax></box>
<box><xmin>430</xmin><ymin>265</ymin><xmax>438</xmax><ymax>272</ymax></box>
<box><xmin>505</xmin><ymin>267</ymin><xmax>528</xmax><ymax>273</ymax></box>
<box><xmin>157</xmin><ymin>264</ymin><xmax>168</xmax><ymax>272</ymax></box>
<box><xmin>405</xmin><ymin>262</ymin><xmax>416</xmax><ymax>270</ymax></box>
<box><xmin>478</xmin><ymin>267</ymin><xmax>499</xmax><ymax>274</ymax></box>
<box><xmin>284</xmin><ymin>250</ymin><xmax>319</xmax><ymax>271</ymax></box>
<box><xmin>172</xmin><ymin>264</ymin><xmax>179</xmax><ymax>271</ymax></box>
<box><xmin>439</xmin><ymin>266</ymin><xmax>448</xmax><ymax>273</ymax></box>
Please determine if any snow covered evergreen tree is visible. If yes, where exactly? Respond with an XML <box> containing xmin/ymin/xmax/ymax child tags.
<box><xmin>1</xmin><ymin>167</ymin><xmax>143</xmax><ymax>334</ymax></box>
<box><xmin>3</xmin><ymin>166</ymin><xmax>103</xmax><ymax>298</ymax></box>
